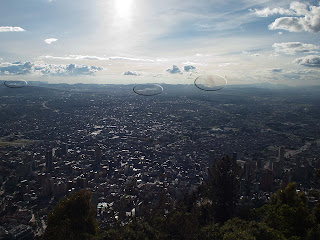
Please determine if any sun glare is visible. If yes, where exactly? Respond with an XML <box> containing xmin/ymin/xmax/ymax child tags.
<box><xmin>114</xmin><ymin>0</ymin><xmax>133</xmax><ymax>19</ymax></box>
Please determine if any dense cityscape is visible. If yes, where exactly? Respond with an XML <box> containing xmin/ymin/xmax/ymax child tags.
<box><xmin>0</xmin><ymin>83</ymin><xmax>319</xmax><ymax>239</ymax></box>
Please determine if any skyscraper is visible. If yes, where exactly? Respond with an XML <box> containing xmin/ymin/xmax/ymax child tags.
<box><xmin>261</xmin><ymin>169</ymin><xmax>274</xmax><ymax>192</ymax></box>
<box><xmin>61</xmin><ymin>143</ymin><xmax>68</xmax><ymax>155</ymax></box>
<box><xmin>26</xmin><ymin>152</ymin><xmax>35</xmax><ymax>172</ymax></box>
<box><xmin>94</xmin><ymin>146</ymin><xmax>102</xmax><ymax>170</ymax></box>
<box><xmin>279</xmin><ymin>146</ymin><xmax>285</xmax><ymax>167</ymax></box>
<box><xmin>46</xmin><ymin>150</ymin><xmax>53</xmax><ymax>172</ymax></box>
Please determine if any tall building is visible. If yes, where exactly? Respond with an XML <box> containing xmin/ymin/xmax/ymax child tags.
<box><xmin>279</xmin><ymin>146</ymin><xmax>285</xmax><ymax>167</ymax></box>
<box><xmin>245</xmin><ymin>160</ymin><xmax>256</xmax><ymax>181</ymax></box>
<box><xmin>61</xmin><ymin>143</ymin><xmax>68</xmax><ymax>155</ymax></box>
<box><xmin>95</xmin><ymin>146</ymin><xmax>102</xmax><ymax>164</ymax></box>
<box><xmin>25</xmin><ymin>152</ymin><xmax>35</xmax><ymax>172</ymax></box>
<box><xmin>46</xmin><ymin>150</ymin><xmax>54</xmax><ymax>172</ymax></box>
<box><xmin>261</xmin><ymin>169</ymin><xmax>273</xmax><ymax>192</ymax></box>
<box><xmin>272</xmin><ymin>161</ymin><xmax>283</xmax><ymax>178</ymax></box>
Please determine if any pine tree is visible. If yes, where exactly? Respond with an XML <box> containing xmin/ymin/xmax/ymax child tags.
<box><xmin>205</xmin><ymin>156</ymin><xmax>239</xmax><ymax>223</ymax></box>
<box><xmin>41</xmin><ymin>189</ymin><xmax>98</xmax><ymax>240</ymax></box>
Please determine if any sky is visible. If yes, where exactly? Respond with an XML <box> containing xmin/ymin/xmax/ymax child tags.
<box><xmin>0</xmin><ymin>0</ymin><xmax>320</xmax><ymax>86</ymax></box>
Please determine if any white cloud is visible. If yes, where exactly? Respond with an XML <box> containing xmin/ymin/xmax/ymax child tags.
<box><xmin>267</xmin><ymin>2</ymin><xmax>320</xmax><ymax>33</ymax></box>
<box><xmin>108</xmin><ymin>56</ymin><xmax>154</xmax><ymax>62</ymax></box>
<box><xmin>273</xmin><ymin>42</ymin><xmax>320</xmax><ymax>55</ymax></box>
<box><xmin>0</xmin><ymin>26</ymin><xmax>25</xmax><ymax>32</ymax></box>
<box><xmin>269</xmin><ymin>17</ymin><xmax>305</xmax><ymax>32</ymax></box>
<box><xmin>286</xmin><ymin>69</ymin><xmax>320</xmax><ymax>74</ymax></box>
<box><xmin>182</xmin><ymin>61</ymin><xmax>206</xmax><ymax>66</ymax></box>
<box><xmin>294</xmin><ymin>55</ymin><xmax>320</xmax><ymax>67</ymax></box>
<box><xmin>166</xmin><ymin>65</ymin><xmax>181</xmax><ymax>74</ymax></box>
<box><xmin>0</xmin><ymin>62</ymin><xmax>33</xmax><ymax>75</ymax></box>
<box><xmin>183</xmin><ymin>65</ymin><xmax>196</xmax><ymax>72</ymax></box>
<box><xmin>218</xmin><ymin>62</ymin><xmax>238</xmax><ymax>67</ymax></box>
<box><xmin>42</xmin><ymin>55</ymin><xmax>107</xmax><ymax>61</ymax></box>
<box><xmin>242</xmin><ymin>51</ymin><xmax>259</xmax><ymax>57</ymax></box>
<box><xmin>40</xmin><ymin>64</ymin><xmax>103</xmax><ymax>76</ymax></box>
<box><xmin>290</xmin><ymin>1</ymin><xmax>309</xmax><ymax>16</ymax></box>
<box><xmin>0</xmin><ymin>61</ymin><xmax>103</xmax><ymax>76</ymax></box>
<box><xmin>252</xmin><ymin>2</ymin><xmax>320</xmax><ymax>33</ymax></box>
<box><xmin>252</xmin><ymin>1</ymin><xmax>308</xmax><ymax>17</ymax></box>
<box><xmin>251</xmin><ymin>7</ymin><xmax>295</xmax><ymax>17</ymax></box>
<box><xmin>123</xmin><ymin>71</ymin><xmax>140</xmax><ymax>76</ymax></box>
<box><xmin>42</xmin><ymin>55</ymin><xmax>155</xmax><ymax>62</ymax></box>
<box><xmin>44</xmin><ymin>38</ymin><xmax>58</xmax><ymax>44</ymax></box>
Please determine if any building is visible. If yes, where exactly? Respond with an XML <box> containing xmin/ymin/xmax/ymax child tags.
<box><xmin>6</xmin><ymin>224</ymin><xmax>33</xmax><ymax>240</ymax></box>
<box><xmin>46</xmin><ymin>150</ymin><xmax>54</xmax><ymax>172</ymax></box>
<box><xmin>61</xmin><ymin>143</ymin><xmax>68</xmax><ymax>155</ymax></box>
<box><xmin>260</xmin><ymin>169</ymin><xmax>273</xmax><ymax>192</ymax></box>
<box><xmin>279</xmin><ymin>146</ymin><xmax>285</xmax><ymax>168</ymax></box>
<box><xmin>272</xmin><ymin>161</ymin><xmax>283</xmax><ymax>178</ymax></box>
<box><xmin>245</xmin><ymin>160</ymin><xmax>256</xmax><ymax>181</ymax></box>
<box><xmin>95</xmin><ymin>146</ymin><xmax>102</xmax><ymax>165</ymax></box>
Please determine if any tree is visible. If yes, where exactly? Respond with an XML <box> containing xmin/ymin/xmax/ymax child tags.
<box><xmin>260</xmin><ymin>182</ymin><xmax>312</xmax><ymax>239</ymax></box>
<box><xmin>220</xmin><ymin>218</ymin><xmax>287</xmax><ymax>240</ymax></box>
<box><xmin>97</xmin><ymin>219</ymin><xmax>166</xmax><ymax>240</ymax></box>
<box><xmin>199</xmin><ymin>218</ymin><xmax>286</xmax><ymax>240</ymax></box>
<box><xmin>205</xmin><ymin>156</ymin><xmax>239</xmax><ymax>223</ymax></box>
<box><xmin>306</xmin><ymin>202</ymin><xmax>320</xmax><ymax>240</ymax></box>
<box><xmin>315</xmin><ymin>169</ymin><xmax>320</xmax><ymax>181</ymax></box>
<box><xmin>165</xmin><ymin>205</ymin><xmax>200</xmax><ymax>240</ymax></box>
<box><xmin>198</xmin><ymin>222</ymin><xmax>221</xmax><ymax>240</ymax></box>
<box><xmin>42</xmin><ymin>189</ymin><xmax>98</xmax><ymax>240</ymax></box>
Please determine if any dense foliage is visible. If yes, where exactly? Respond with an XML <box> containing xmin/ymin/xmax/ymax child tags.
<box><xmin>258</xmin><ymin>183</ymin><xmax>312</xmax><ymax>239</ymax></box>
<box><xmin>41</xmin><ymin>189</ymin><xmax>98</xmax><ymax>240</ymax></box>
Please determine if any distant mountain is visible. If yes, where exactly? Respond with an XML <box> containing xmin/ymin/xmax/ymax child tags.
<box><xmin>1</xmin><ymin>81</ymin><xmax>319</xmax><ymax>96</ymax></box>
<box><xmin>227</xmin><ymin>82</ymin><xmax>291</xmax><ymax>89</ymax></box>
